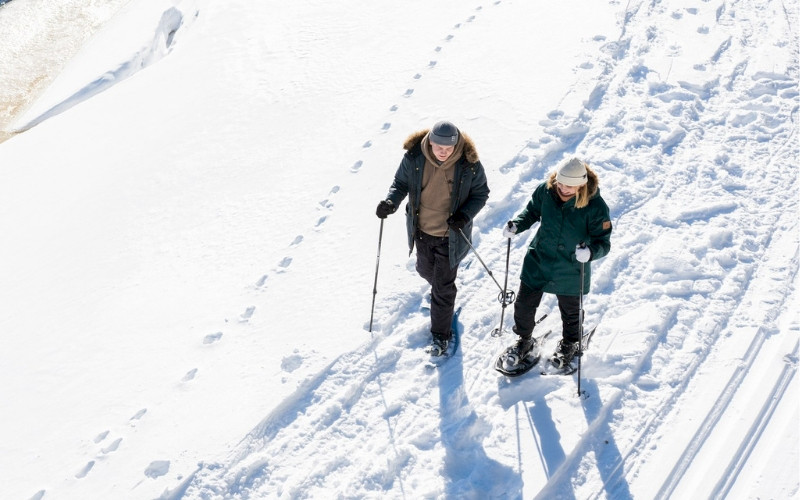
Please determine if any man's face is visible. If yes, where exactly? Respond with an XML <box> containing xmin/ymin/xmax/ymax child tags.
<box><xmin>431</xmin><ymin>142</ymin><xmax>455</xmax><ymax>162</ymax></box>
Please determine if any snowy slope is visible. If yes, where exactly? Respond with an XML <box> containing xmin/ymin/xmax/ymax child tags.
<box><xmin>0</xmin><ymin>0</ymin><xmax>797</xmax><ymax>499</ymax></box>
<box><xmin>0</xmin><ymin>0</ymin><xmax>131</xmax><ymax>142</ymax></box>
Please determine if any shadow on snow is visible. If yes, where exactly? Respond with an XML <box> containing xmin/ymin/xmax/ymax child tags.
<box><xmin>437</xmin><ymin>314</ymin><xmax>522</xmax><ymax>499</ymax></box>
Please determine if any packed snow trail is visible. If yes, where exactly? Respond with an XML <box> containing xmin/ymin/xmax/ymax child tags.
<box><xmin>524</xmin><ymin>1</ymin><xmax>800</xmax><ymax>498</ymax></box>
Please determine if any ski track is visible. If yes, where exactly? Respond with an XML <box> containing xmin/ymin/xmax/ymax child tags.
<box><xmin>164</xmin><ymin>0</ymin><xmax>799</xmax><ymax>498</ymax></box>
<box><xmin>652</xmin><ymin>170</ymin><xmax>799</xmax><ymax>499</ymax></box>
<box><xmin>709</xmin><ymin>339</ymin><xmax>799</xmax><ymax>499</ymax></box>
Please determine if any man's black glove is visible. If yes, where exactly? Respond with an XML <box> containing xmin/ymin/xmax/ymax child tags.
<box><xmin>446</xmin><ymin>212</ymin><xmax>469</xmax><ymax>231</ymax></box>
<box><xmin>376</xmin><ymin>200</ymin><xmax>396</xmax><ymax>219</ymax></box>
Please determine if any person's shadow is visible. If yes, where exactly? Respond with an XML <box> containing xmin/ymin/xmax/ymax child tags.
<box><xmin>437</xmin><ymin>316</ymin><xmax>522</xmax><ymax>499</ymax></box>
<box><xmin>501</xmin><ymin>376</ymin><xmax>632</xmax><ymax>500</ymax></box>
<box><xmin>525</xmin><ymin>397</ymin><xmax>576</xmax><ymax>499</ymax></box>
<box><xmin>576</xmin><ymin>378</ymin><xmax>633</xmax><ymax>499</ymax></box>
<box><xmin>498</xmin><ymin>377</ymin><xmax>578</xmax><ymax>500</ymax></box>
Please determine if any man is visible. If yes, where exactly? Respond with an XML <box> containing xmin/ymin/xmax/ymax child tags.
<box><xmin>376</xmin><ymin>121</ymin><xmax>490</xmax><ymax>356</ymax></box>
<box><xmin>502</xmin><ymin>157</ymin><xmax>612</xmax><ymax>368</ymax></box>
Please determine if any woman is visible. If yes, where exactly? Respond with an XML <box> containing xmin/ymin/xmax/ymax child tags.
<box><xmin>502</xmin><ymin>157</ymin><xmax>612</xmax><ymax>369</ymax></box>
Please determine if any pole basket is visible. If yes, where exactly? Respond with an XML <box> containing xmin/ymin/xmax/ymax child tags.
<box><xmin>497</xmin><ymin>290</ymin><xmax>516</xmax><ymax>306</ymax></box>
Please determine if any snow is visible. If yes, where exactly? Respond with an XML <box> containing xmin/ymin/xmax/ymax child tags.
<box><xmin>0</xmin><ymin>0</ymin><xmax>797</xmax><ymax>499</ymax></box>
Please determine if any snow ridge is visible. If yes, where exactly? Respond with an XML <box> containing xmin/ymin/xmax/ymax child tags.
<box><xmin>11</xmin><ymin>1</ymin><xmax>197</xmax><ymax>132</ymax></box>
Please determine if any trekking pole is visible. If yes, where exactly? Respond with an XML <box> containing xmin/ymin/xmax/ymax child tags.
<box><xmin>368</xmin><ymin>219</ymin><xmax>385</xmax><ymax>333</ymax></box>
<box><xmin>456</xmin><ymin>228</ymin><xmax>504</xmax><ymax>293</ymax></box>
<box><xmin>577</xmin><ymin>243</ymin><xmax>586</xmax><ymax>397</ymax></box>
<box><xmin>492</xmin><ymin>228</ymin><xmax>516</xmax><ymax>337</ymax></box>
<box><xmin>456</xmin><ymin>228</ymin><xmax>515</xmax><ymax>337</ymax></box>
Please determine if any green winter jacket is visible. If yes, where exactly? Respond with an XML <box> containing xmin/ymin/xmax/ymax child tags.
<box><xmin>512</xmin><ymin>170</ymin><xmax>612</xmax><ymax>296</ymax></box>
<box><xmin>385</xmin><ymin>129</ymin><xmax>490</xmax><ymax>268</ymax></box>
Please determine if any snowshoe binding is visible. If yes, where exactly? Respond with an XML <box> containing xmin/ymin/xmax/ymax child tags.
<box><xmin>495</xmin><ymin>330</ymin><xmax>552</xmax><ymax>377</ymax></box>
<box><xmin>426</xmin><ymin>336</ymin><xmax>450</xmax><ymax>357</ymax></box>
<box><xmin>425</xmin><ymin>331</ymin><xmax>458</xmax><ymax>368</ymax></box>
<box><xmin>539</xmin><ymin>326</ymin><xmax>598</xmax><ymax>376</ymax></box>
<box><xmin>548</xmin><ymin>339</ymin><xmax>581</xmax><ymax>375</ymax></box>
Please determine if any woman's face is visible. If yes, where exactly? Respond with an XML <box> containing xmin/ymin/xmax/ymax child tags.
<box><xmin>556</xmin><ymin>181</ymin><xmax>580</xmax><ymax>200</ymax></box>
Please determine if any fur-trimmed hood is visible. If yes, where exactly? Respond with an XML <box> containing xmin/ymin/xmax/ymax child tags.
<box><xmin>403</xmin><ymin>129</ymin><xmax>480</xmax><ymax>164</ymax></box>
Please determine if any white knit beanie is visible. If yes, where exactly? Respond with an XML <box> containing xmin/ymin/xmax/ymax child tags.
<box><xmin>556</xmin><ymin>158</ymin><xmax>588</xmax><ymax>186</ymax></box>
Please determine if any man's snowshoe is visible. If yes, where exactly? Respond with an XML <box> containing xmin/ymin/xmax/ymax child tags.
<box><xmin>425</xmin><ymin>307</ymin><xmax>461</xmax><ymax>368</ymax></box>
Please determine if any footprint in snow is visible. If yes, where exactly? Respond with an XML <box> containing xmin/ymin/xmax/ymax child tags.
<box><xmin>390</xmin><ymin>104</ymin><xmax>398</xmax><ymax>111</ymax></box>
<box><xmin>144</xmin><ymin>460</ymin><xmax>170</xmax><ymax>479</ymax></box>
<box><xmin>290</xmin><ymin>235</ymin><xmax>303</xmax><ymax>246</ymax></box>
<box><xmin>315</xmin><ymin>215</ymin><xmax>327</xmax><ymax>227</ymax></box>
<box><xmin>75</xmin><ymin>461</ymin><xmax>94</xmax><ymax>479</ymax></box>
<box><xmin>428</xmin><ymin>61</ymin><xmax>437</xmax><ymax>68</ymax></box>
<box><xmin>499</xmin><ymin>154</ymin><xmax>529</xmax><ymax>174</ymax></box>
<box><xmin>101</xmin><ymin>437</ymin><xmax>123</xmax><ymax>454</ymax></box>
<box><xmin>278</xmin><ymin>256</ymin><xmax>292</xmax><ymax>268</ymax></box>
<box><xmin>182</xmin><ymin>368</ymin><xmax>198</xmax><ymax>382</ymax></box>
<box><xmin>240</xmin><ymin>306</ymin><xmax>256</xmax><ymax>321</ymax></box>
<box><xmin>130</xmin><ymin>408</ymin><xmax>147</xmax><ymax>421</ymax></box>
<box><xmin>351</xmin><ymin>160</ymin><xmax>363</xmax><ymax>172</ymax></box>
<box><xmin>94</xmin><ymin>430</ymin><xmax>110</xmax><ymax>443</ymax></box>
<box><xmin>203</xmin><ymin>332</ymin><xmax>223</xmax><ymax>344</ymax></box>
<box><xmin>404</xmin><ymin>88</ymin><xmax>414</xmax><ymax>97</ymax></box>
<box><xmin>281</xmin><ymin>351</ymin><xmax>303</xmax><ymax>372</ymax></box>
<box><xmin>446</xmin><ymin>34</ymin><xmax>454</xmax><ymax>41</ymax></box>
<box><xmin>255</xmin><ymin>275</ymin><xmax>268</xmax><ymax>287</ymax></box>
<box><xmin>362</xmin><ymin>140</ymin><xmax>372</xmax><ymax>148</ymax></box>
<box><xmin>382</xmin><ymin>122</ymin><xmax>391</xmax><ymax>132</ymax></box>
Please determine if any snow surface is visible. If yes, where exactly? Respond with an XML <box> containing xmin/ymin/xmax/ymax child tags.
<box><xmin>0</xmin><ymin>0</ymin><xmax>798</xmax><ymax>499</ymax></box>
